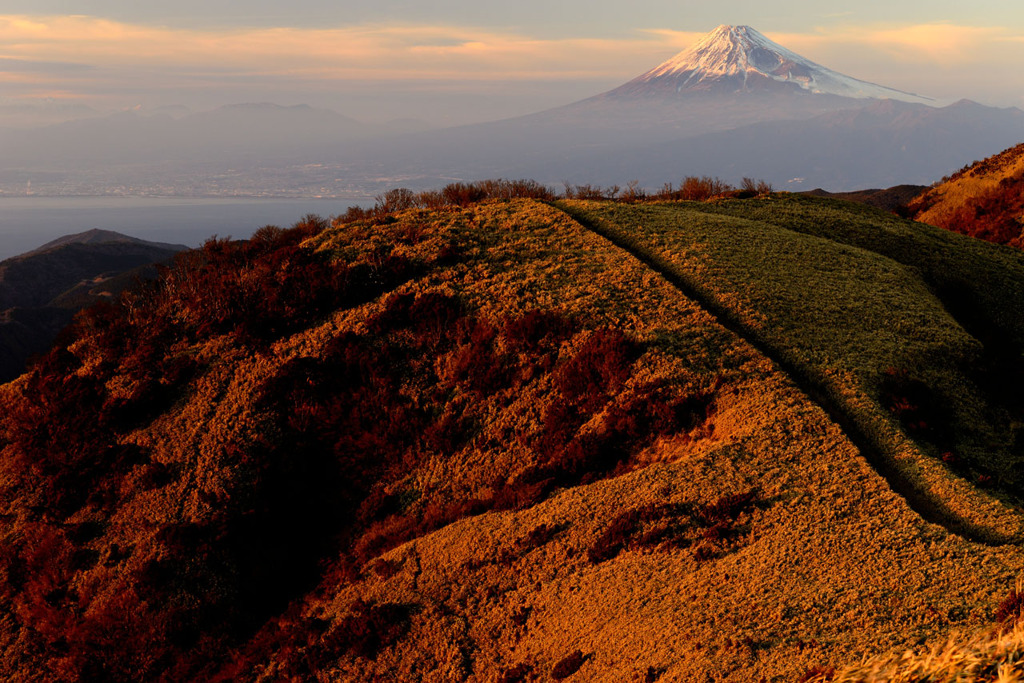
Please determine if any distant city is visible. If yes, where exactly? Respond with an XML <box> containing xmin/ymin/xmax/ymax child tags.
<box><xmin>0</xmin><ymin>164</ymin><xmax>397</xmax><ymax>199</ymax></box>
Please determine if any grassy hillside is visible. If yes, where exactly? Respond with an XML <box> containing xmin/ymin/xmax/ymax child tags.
<box><xmin>1</xmin><ymin>192</ymin><xmax>1023</xmax><ymax>680</ymax></box>
<box><xmin>907</xmin><ymin>142</ymin><xmax>1024</xmax><ymax>248</ymax></box>
<box><xmin>559</xmin><ymin>196</ymin><xmax>1024</xmax><ymax>537</ymax></box>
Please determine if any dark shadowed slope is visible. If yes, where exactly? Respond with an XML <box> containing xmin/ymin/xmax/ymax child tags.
<box><xmin>801</xmin><ymin>185</ymin><xmax>928</xmax><ymax>212</ymax></box>
<box><xmin>0</xmin><ymin>230</ymin><xmax>186</xmax><ymax>381</ymax></box>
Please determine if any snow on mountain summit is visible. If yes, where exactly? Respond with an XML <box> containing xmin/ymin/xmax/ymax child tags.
<box><xmin>612</xmin><ymin>25</ymin><xmax>932</xmax><ymax>104</ymax></box>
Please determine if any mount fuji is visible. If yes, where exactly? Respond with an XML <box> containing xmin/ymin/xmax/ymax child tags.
<box><xmin>608</xmin><ymin>25</ymin><xmax>932</xmax><ymax>103</ymax></box>
<box><xmin>524</xmin><ymin>23</ymin><xmax>937</xmax><ymax>138</ymax></box>
<box><xmin>357</xmin><ymin>24</ymin><xmax>1023</xmax><ymax>191</ymax></box>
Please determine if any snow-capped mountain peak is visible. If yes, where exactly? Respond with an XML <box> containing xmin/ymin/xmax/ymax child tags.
<box><xmin>614</xmin><ymin>24</ymin><xmax>932</xmax><ymax>104</ymax></box>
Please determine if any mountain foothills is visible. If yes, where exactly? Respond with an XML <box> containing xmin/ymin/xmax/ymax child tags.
<box><xmin>3</xmin><ymin>180</ymin><xmax>1024</xmax><ymax>680</ymax></box>
<box><xmin>0</xmin><ymin>230</ymin><xmax>186</xmax><ymax>382</ymax></box>
<box><xmin>3</xmin><ymin>25</ymin><xmax>1022</xmax><ymax>197</ymax></box>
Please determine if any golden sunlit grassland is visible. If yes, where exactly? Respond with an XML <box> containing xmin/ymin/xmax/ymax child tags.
<box><xmin>809</xmin><ymin>624</ymin><xmax>1024</xmax><ymax>682</ymax></box>
<box><xmin>1</xmin><ymin>193</ymin><xmax>1023</xmax><ymax>681</ymax></box>
<box><xmin>907</xmin><ymin>142</ymin><xmax>1024</xmax><ymax>248</ymax></box>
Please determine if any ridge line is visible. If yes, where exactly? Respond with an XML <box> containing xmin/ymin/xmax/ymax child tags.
<box><xmin>549</xmin><ymin>199</ymin><xmax>1021</xmax><ymax>547</ymax></box>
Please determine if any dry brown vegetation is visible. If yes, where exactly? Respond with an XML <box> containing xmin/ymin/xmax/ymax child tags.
<box><xmin>808</xmin><ymin>624</ymin><xmax>1024</xmax><ymax>682</ymax></box>
<box><xmin>907</xmin><ymin>142</ymin><xmax>1024</xmax><ymax>248</ymax></box>
<box><xmin>0</xmin><ymin>188</ymin><xmax>1023</xmax><ymax>680</ymax></box>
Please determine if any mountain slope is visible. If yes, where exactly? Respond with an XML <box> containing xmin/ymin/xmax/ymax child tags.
<box><xmin>537</xmin><ymin>99</ymin><xmax>1024</xmax><ymax>190</ymax></box>
<box><xmin>391</xmin><ymin>24</ymin><xmax>919</xmax><ymax>153</ymax></box>
<box><xmin>27</xmin><ymin>229</ymin><xmax>185</xmax><ymax>255</ymax></box>
<box><xmin>801</xmin><ymin>185</ymin><xmax>929</xmax><ymax>212</ymax></box>
<box><xmin>562</xmin><ymin>196</ymin><xmax>1024</xmax><ymax>529</ymax></box>
<box><xmin>906</xmin><ymin>142</ymin><xmax>1024</xmax><ymax>248</ymax></box>
<box><xmin>1</xmin><ymin>194</ymin><xmax>1023</xmax><ymax>680</ymax></box>
<box><xmin>0</xmin><ymin>103</ymin><xmax>411</xmax><ymax>168</ymax></box>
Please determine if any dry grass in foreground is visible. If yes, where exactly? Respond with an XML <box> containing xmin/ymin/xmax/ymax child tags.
<box><xmin>808</xmin><ymin>625</ymin><xmax>1024</xmax><ymax>682</ymax></box>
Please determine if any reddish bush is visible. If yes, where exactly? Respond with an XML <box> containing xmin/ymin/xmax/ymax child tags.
<box><xmin>642</xmin><ymin>666</ymin><xmax>665</xmax><ymax>682</ymax></box>
<box><xmin>930</xmin><ymin>174</ymin><xmax>1024</xmax><ymax>247</ymax></box>
<box><xmin>498</xmin><ymin>663</ymin><xmax>534</xmax><ymax>683</ymax></box>
<box><xmin>517</xmin><ymin>523</ymin><xmax>561</xmax><ymax>553</ymax></box>
<box><xmin>562</xmin><ymin>183</ymin><xmax>620</xmax><ymax>200</ymax></box>
<box><xmin>442</xmin><ymin>182</ymin><xmax>489</xmax><ymax>207</ymax></box>
<box><xmin>588</xmin><ymin>504</ymin><xmax>688</xmax><ymax>563</ymax></box>
<box><xmin>652</xmin><ymin>176</ymin><xmax>734</xmax><ymax>201</ymax></box>
<box><xmin>316</xmin><ymin>600</ymin><xmax>414</xmax><ymax>662</ymax></box>
<box><xmin>878</xmin><ymin>368</ymin><xmax>951</xmax><ymax>445</ymax></box>
<box><xmin>620</xmin><ymin>180</ymin><xmax>647</xmax><ymax>203</ymax></box>
<box><xmin>588</xmin><ymin>510</ymin><xmax>642</xmax><ymax>563</ymax></box>
<box><xmin>554</xmin><ymin>328</ymin><xmax>637</xmax><ymax>411</ymax></box>
<box><xmin>797</xmin><ymin>666</ymin><xmax>836</xmax><ymax>682</ymax></box>
<box><xmin>740</xmin><ymin>177</ymin><xmax>773</xmax><ymax>195</ymax></box>
<box><xmin>375</xmin><ymin>188</ymin><xmax>418</xmax><ymax>213</ymax></box>
<box><xmin>695</xmin><ymin>490</ymin><xmax>757</xmax><ymax>526</ymax></box>
<box><xmin>502</xmin><ymin>309</ymin><xmax>576</xmax><ymax>351</ymax></box>
<box><xmin>492</xmin><ymin>473</ymin><xmax>557</xmax><ymax>512</ymax></box>
<box><xmin>551</xmin><ymin>650</ymin><xmax>587</xmax><ymax>679</ymax></box>
<box><xmin>995</xmin><ymin>586</ymin><xmax>1024</xmax><ymax>623</ymax></box>
<box><xmin>588</xmin><ymin>492</ymin><xmax>757</xmax><ymax>564</ymax></box>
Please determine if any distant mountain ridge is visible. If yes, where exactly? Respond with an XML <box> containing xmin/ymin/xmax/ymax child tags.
<box><xmin>1</xmin><ymin>25</ymin><xmax>1021</xmax><ymax>195</ymax></box>
<box><xmin>801</xmin><ymin>184</ymin><xmax>929</xmax><ymax>211</ymax></box>
<box><xmin>0</xmin><ymin>230</ymin><xmax>187</xmax><ymax>310</ymax></box>
<box><xmin>28</xmin><ymin>228</ymin><xmax>187</xmax><ymax>255</ymax></box>
<box><xmin>538</xmin><ymin>98</ymin><xmax>1024</xmax><ymax>190</ymax></box>
<box><xmin>345</xmin><ymin>25</ymin><xmax>1022</xmax><ymax>192</ymax></box>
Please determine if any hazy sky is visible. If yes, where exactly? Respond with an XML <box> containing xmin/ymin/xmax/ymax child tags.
<box><xmin>3</xmin><ymin>1</ymin><xmax>1023</xmax><ymax>125</ymax></box>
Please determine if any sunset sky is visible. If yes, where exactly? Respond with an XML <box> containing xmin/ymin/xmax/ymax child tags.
<box><xmin>3</xmin><ymin>0</ymin><xmax>1023</xmax><ymax>125</ymax></box>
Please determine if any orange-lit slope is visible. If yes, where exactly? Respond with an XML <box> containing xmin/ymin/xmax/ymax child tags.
<box><xmin>1</xmin><ymin>195</ymin><xmax>1023</xmax><ymax>681</ymax></box>
<box><xmin>908</xmin><ymin>142</ymin><xmax>1024</xmax><ymax>248</ymax></box>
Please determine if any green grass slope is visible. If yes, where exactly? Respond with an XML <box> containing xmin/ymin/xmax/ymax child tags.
<box><xmin>0</xmin><ymin>195</ymin><xmax>1022</xmax><ymax>681</ymax></box>
<box><xmin>557</xmin><ymin>196</ymin><xmax>1024</xmax><ymax>543</ymax></box>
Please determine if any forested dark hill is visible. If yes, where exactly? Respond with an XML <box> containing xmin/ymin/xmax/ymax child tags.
<box><xmin>0</xmin><ymin>230</ymin><xmax>185</xmax><ymax>381</ymax></box>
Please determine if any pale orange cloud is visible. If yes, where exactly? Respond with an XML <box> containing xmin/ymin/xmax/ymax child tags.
<box><xmin>0</xmin><ymin>15</ymin><xmax>679</xmax><ymax>81</ymax></box>
<box><xmin>772</xmin><ymin>23</ymin><xmax>1023</xmax><ymax>65</ymax></box>
<box><xmin>2</xmin><ymin>16</ymin><xmax>1023</xmax><ymax>109</ymax></box>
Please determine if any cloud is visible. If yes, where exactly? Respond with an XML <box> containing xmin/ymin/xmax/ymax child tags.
<box><xmin>2</xmin><ymin>15</ymin><xmax>1024</xmax><ymax>111</ymax></box>
<box><xmin>763</xmin><ymin>22</ymin><xmax>1024</xmax><ymax>104</ymax></box>
<box><xmin>6</xmin><ymin>15</ymin><xmax>1020</xmax><ymax>82</ymax></box>
<box><xmin>772</xmin><ymin>23</ymin><xmax>1024</xmax><ymax>65</ymax></box>
<box><xmin>0</xmin><ymin>15</ymin><xmax>680</xmax><ymax>82</ymax></box>
<box><xmin>0</xmin><ymin>57</ymin><xmax>93</xmax><ymax>73</ymax></box>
